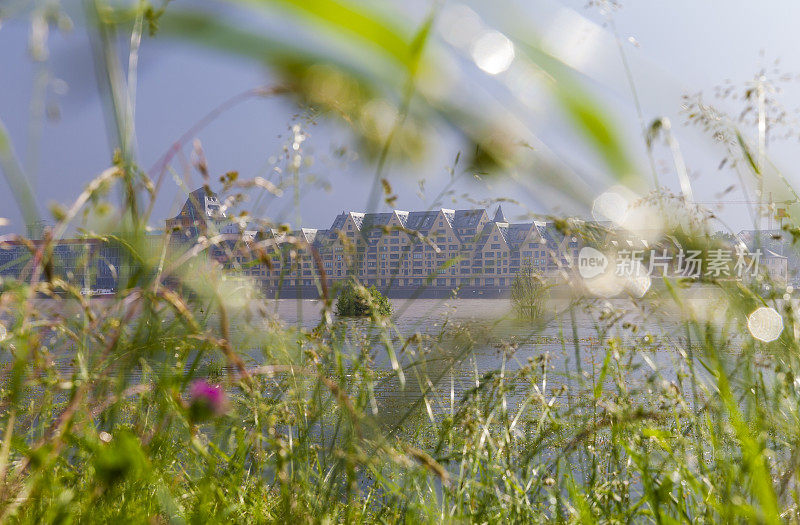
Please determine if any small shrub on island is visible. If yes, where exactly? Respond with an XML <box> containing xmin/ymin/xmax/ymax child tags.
<box><xmin>335</xmin><ymin>280</ymin><xmax>392</xmax><ymax>318</ymax></box>
<box><xmin>511</xmin><ymin>262</ymin><xmax>548</xmax><ymax>320</ymax></box>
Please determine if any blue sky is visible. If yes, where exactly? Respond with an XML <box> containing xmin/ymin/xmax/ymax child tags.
<box><xmin>1</xmin><ymin>0</ymin><xmax>799</xmax><ymax>234</ymax></box>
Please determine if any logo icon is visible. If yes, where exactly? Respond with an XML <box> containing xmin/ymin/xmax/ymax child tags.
<box><xmin>577</xmin><ymin>247</ymin><xmax>608</xmax><ymax>279</ymax></box>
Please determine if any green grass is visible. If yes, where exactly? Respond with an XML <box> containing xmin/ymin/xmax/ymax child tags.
<box><xmin>2</xmin><ymin>1</ymin><xmax>800</xmax><ymax>523</ymax></box>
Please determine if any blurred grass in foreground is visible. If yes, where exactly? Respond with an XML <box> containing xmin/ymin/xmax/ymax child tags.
<box><xmin>1</xmin><ymin>0</ymin><xmax>800</xmax><ymax>523</ymax></box>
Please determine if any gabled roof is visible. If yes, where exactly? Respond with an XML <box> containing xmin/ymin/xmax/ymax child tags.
<box><xmin>501</xmin><ymin>223</ymin><xmax>534</xmax><ymax>250</ymax></box>
<box><xmin>441</xmin><ymin>209</ymin><xmax>455</xmax><ymax>225</ymax></box>
<box><xmin>394</xmin><ymin>210</ymin><xmax>410</xmax><ymax>227</ymax></box>
<box><xmin>453</xmin><ymin>209</ymin><xmax>485</xmax><ymax>229</ymax></box>
<box><xmin>326</xmin><ymin>211</ymin><xmax>364</xmax><ymax>240</ymax></box>
<box><xmin>329</xmin><ymin>212</ymin><xmax>348</xmax><ymax>233</ymax></box>
<box><xmin>265</xmin><ymin>228</ymin><xmax>317</xmax><ymax>247</ymax></box>
<box><xmin>493</xmin><ymin>205</ymin><xmax>508</xmax><ymax>223</ymax></box>
<box><xmin>267</xmin><ymin>229</ymin><xmax>288</xmax><ymax>245</ymax></box>
<box><xmin>349</xmin><ymin>212</ymin><xmax>365</xmax><ymax>230</ymax></box>
<box><xmin>171</xmin><ymin>187</ymin><xmax>227</xmax><ymax>223</ymax></box>
<box><xmin>764</xmin><ymin>249</ymin><xmax>787</xmax><ymax>259</ymax></box>
<box><xmin>405</xmin><ymin>211</ymin><xmax>440</xmax><ymax>232</ymax></box>
<box><xmin>360</xmin><ymin>212</ymin><xmax>393</xmax><ymax>231</ymax></box>
<box><xmin>472</xmin><ymin>222</ymin><xmax>498</xmax><ymax>252</ymax></box>
<box><xmin>737</xmin><ymin>229</ymin><xmax>784</xmax><ymax>239</ymax></box>
<box><xmin>312</xmin><ymin>229</ymin><xmax>329</xmax><ymax>248</ymax></box>
<box><xmin>541</xmin><ymin>222</ymin><xmax>567</xmax><ymax>246</ymax></box>
<box><xmin>318</xmin><ymin>207</ymin><xmax>525</xmax><ymax>247</ymax></box>
<box><xmin>352</xmin><ymin>213</ymin><xmax>392</xmax><ymax>247</ymax></box>
<box><xmin>736</xmin><ymin>229</ymin><xmax>788</xmax><ymax>253</ymax></box>
<box><xmin>323</xmin><ymin>208</ymin><xmax>490</xmax><ymax>236</ymax></box>
<box><xmin>242</xmin><ymin>230</ymin><xmax>258</xmax><ymax>243</ymax></box>
<box><xmin>300</xmin><ymin>228</ymin><xmax>319</xmax><ymax>244</ymax></box>
<box><xmin>532</xmin><ymin>221</ymin><xmax>548</xmax><ymax>240</ymax></box>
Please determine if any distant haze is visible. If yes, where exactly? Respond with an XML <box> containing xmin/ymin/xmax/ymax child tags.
<box><xmin>2</xmin><ymin>1</ymin><xmax>800</xmax><ymax>234</ymax></box>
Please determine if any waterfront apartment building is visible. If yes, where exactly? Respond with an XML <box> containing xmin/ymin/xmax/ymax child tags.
<box><xmin>0</xmin><ymin>237</ymin><xmax>136</xmax><ymax>292</ymax></box>
<box><xmin>188</xmin><ymin>190</ymin><xmax>584</xmax><ymax>293</ymax></box>
<box><xmin>184</xmin><ymin>187</ymin><xmax>790</xmax><ymax>292</ymax></box>
<box><xmin>0</xmin><ymin>188</ymin><xmax>790</xmax><ymax>295</ymax></box>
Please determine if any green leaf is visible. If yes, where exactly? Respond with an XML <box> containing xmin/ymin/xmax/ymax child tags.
<box><xmin>557</xmin><ymin>85</ymin><xmax>636</xmax><ymax>183</ymax></box>
<box><xmin>0</xmin><ymin>117</ymin><xmax>40</xmax><ymax>233</ymax></box>
<box><xmin>240</xmin><ymin>0</ymin><xmax>415</xmax><ymax>69</ymax></box>
<box><xmin>594</xmin><ymin>347</ymin><xmax>612</xmax><ymax>400</ymax></box>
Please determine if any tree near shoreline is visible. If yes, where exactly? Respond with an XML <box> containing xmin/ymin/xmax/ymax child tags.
<box><xmin>511</xmin><ymin>261</ymin><xmax>548</xmax><ymax>320</ymax></box>
<box><xmin>335</xmin><ymin>280</ymin><xmax>392</xmax><ymax>318</ymax></box>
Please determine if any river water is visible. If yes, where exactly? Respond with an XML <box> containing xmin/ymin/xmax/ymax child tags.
<box><xmin>240</xmin><ymin>297</ymin><xmax>724</xmax><ymax>422</ymax></box>
<box><xmin>9</xmin><ymin>296</ymin><xmax>735</xmax><ymax>420</ymax></box>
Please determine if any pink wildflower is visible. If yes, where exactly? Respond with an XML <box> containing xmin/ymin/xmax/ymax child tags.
<box><xmin>188</xmin><ymin>380</ymin><xmax>228</xmax><ymax>422</ymax></box>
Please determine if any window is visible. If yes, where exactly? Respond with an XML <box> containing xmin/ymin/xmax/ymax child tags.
<box><xmin>491</xmin><ymin>243</ymin><xmax>500</xmax><ymax>249</ymax></box>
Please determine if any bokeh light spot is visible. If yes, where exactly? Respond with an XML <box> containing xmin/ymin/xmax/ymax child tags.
<box><xmin>471</xmin><ymin>30</ymin><xmax>515</xmax><ymax>75</ymax></box>
<box><xmin>747</xmin><ymin>307</ymin><xmax>783</xmax><ymax>342</ymax></box>
<box><xmin>625</xmin><ymin>260</ymin><xmax>651</xmax><ymax>298</ymax></box>
<box><xmin>592</xmin><ymin>189</ymin><xmax>629</xmax><ymax>225</ymax></box>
